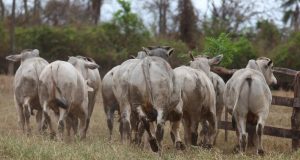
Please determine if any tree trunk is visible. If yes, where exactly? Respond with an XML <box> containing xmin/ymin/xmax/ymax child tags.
<box><xmin>178</xmin><ymin>0</ymin><xmax>197</xmax><ymax>48</ymax></box>
<box><xmin>0</xmin><ymin>0</ymin><xmax>4</xmax><ymax>20</ymax></box>
<box><xmin>23</xmin><ymin>0</ymin><xmax>28</xmax><ymax>23</ymax></box>
<box><xmin>92</xmin><ymin>0</ymin><xmax>103</xmax><ymax>25</ymax></box>
<box><xmin>158</xmin><ymin>0</ymin><xmax>168</xmax><ymax>36</ymax></box>
<box><xmin>33</xmin><ymin>0</ymin><xmax>41</xmax><ymax>24</ymax></box>
<box><xmin>9</xmin><ymin>0</ymin><xmax>16</xmax><ymax>75</ymax></box>
<box><xmin>10</xmin><ymin>0</ymin><xmax>16</xmax><ymax>53</ymax></box>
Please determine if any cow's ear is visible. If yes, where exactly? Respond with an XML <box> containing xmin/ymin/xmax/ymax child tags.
<box><xmin>129</xmin><ymin>55</ymin><xmax>136</xmax><ymax>59</ymax></box>
<box><xmin>267</xmin><ymin>60</ymin><xmax>273</xmax><ymax>66</ymax></box>
<box><xmin>32</xmin><ymin>49</ymin><xmax>40</xmax><ymax>56</ymax></box>
<box><xmin>6</xmin><ymin>54</ymin><xmax>22</xmax><ymax>62</ymax></box>
<box><xmin>85</xmin><ymin>62</ymin><xmax>99</xmax><ymax>69</ymax></box>
<box><xmin>167</xmin><ymin>48</ymin><xmax>174</xmax><ymax>56</ymax></box>
<box><xmin>162</xmin><ymin>46</ymin><xmax>171</xmax><ymax>50</ymax></box>
<box><xmin>142</xmin><ymin>47</ymin><xmax>151</xmax><ymax>55</ymax></box>
<box><xmin>208</xmin><ymin>54</ymin><xmax>223</xmax><ymax>65</ymax></box>
<box><xmin>68</xmin><ymin>56</ymin><xmax>77</xmax><ymax>65</ymax></box>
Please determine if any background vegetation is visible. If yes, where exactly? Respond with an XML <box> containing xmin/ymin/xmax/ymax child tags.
<box><xmin>0</xmin><ymin>0</ymin><xmax>300</xmax><ymax>73</ymax></box>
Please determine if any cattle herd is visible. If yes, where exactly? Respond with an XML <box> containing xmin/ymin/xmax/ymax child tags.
<box><xmin>6</xmin><ymin>46</ymin><xmax>277</xmax><ymax>156</ymax></box>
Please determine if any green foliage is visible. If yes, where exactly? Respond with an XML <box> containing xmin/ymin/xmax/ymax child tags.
<box><xmin>255</xmin><ymin>20</ymin><xmax>281</xmax><ymax>56</ymax></box>
<box><xmin>203</xmin><ymin>33</ymin><xmax>256</xmax><ymax>68</ymax></box>
<box><xmin>112</xmin><ymin>0</ymin><xmax>149</xmax><ymax>37</ymax></box>
<box><xmin>273</xmin><ymin>32</ymin><xmax>300</xmax><ymax>69</ymax></box>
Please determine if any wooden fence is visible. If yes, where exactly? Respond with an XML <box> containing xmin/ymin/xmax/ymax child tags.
<box><xmin>213</xmin><ymin>67</ymin><xmax>300</xmax><ymax>151</ymax></box>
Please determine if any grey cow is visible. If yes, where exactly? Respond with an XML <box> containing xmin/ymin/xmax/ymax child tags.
<box><xmin>6</xmin><ymin>49</ymin><xmax>48</xmax><ymax>134</ymax></box>
<box><xmin>224</xmin><ymin>57</ymin><xmax>277</xmax><ymax>155</ymax></box>
<box><xmin>38</xmin><ymin>60</ymin><xmax>96</xmax><ymax>140</ymax></box>
<box><xmin>112</xmin><ymin>47</ymin><xmax>185</xmax><ymax>152</ymax></box>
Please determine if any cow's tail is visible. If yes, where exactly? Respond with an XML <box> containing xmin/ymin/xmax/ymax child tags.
<box><xmin>231</xmin><ymin>76</ymin><xmax>252</xmax><ymax>129</ymax></box>
<box><xmin>50</xmin><ymin>65</ymin><xmax>68</xmax><ymax>109</ymax></box>
<box><xmin>142</xmin><ymin>58</ymin><xmax>154</xmax><ymax>104</ymax></box>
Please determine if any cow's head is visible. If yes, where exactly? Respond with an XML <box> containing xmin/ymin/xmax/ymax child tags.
<box><xmin>247</xmin><ymin>57</ymin><xmax>277</xmax><ymax>85</ymax></box>
<box><xmin>142</xmin><ymin>46</ymin><xmax>174</xmax><ymax>61</ymax></box>
<box><xmin>68</xmin><ymin>56</ymin><xmax>99</xmax><ymax>80</ymax></box>
<box><xmin>189</xmin><ymin>52</ymin><xmax>223</xmax><ymax>76</ymax></box>
<box><xmin>6</xmin><ymin>49</ymin><xmax>40</xmax><ymax>62</ymax></box>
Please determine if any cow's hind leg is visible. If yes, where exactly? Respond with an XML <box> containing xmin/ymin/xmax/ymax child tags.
<box><xmin>106</xmin><ymin>106</ymin><xmax>115</xmax><ymax>141</ymax></box>
<box><xmin>16</xmin><ymin>102</ymin><xmax>25</xmax><ymax>133</ymax></box>
<box><xmin>136</xmin><ymin>106</ymin><xmax>159</xmax><ymax>152</ymax></box>
<box><xmin>78</xmin><ymin>114</ymin><xmax>88</xmax><ymax>140</ymax></box>
<box><xmin>204</xmin><ymin>110</ymin><xmax>217</xmax><ymax>149</ymax></box>
<box><xmin>156</xmin><ymin>109</ymin><xmax>166</xmax><ymax>148</ymax></box>
<box><xmin>57</xmin><ymin>107</ymin><xmax>67</xmax><ymax>141</ymax></box>
<box><xmin>182</xmin><ymin>115</ymin><xmax>191</xmax><ymax>145</ymax></box>
<box><xmin>234</xmin><ymin>111</ymin><xmax>248</xmax><ymax>153</ymax></box>
<box><xmin>119</xmin><ymin>104</ymin><xmax>131</xmax><ymax>143</ymax></box>
<box><xmin>170</xmin><ymin>120</ymin><xmax>185</xmax><ymax>150</ymax></box>
<box><xmin>23</xmin><ymin>97</ymin><xmax>32</xmax><ymax>135</ymax></box>
<box><xmin>42</xmin><ymin>102</ymin><xmax>55</xmax><ymax>139</ymax></box>
<box><xmin>36</xmin><ymin>110</ymin><xmax>44</xmax><ymax>134</ymax></box>
<box><xmin>256</xmin><ymin>114</ymin><xmax>267</xmax><ymax>156</ymax></box>
<box><xmin>199</xmin><ymin>121</ymin><xmax>208</xmax><ymax>146</ymax></box>
<box><xmin>190</xmin><ymin>121</ymin><xmax>199</xmax><ymax>146</ymax></box>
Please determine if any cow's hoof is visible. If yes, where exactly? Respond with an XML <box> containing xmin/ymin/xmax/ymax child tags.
<box><xmin>50</xmin><ymin>132</ymin><xmax>56</xmax><ymax>139</ymax></box>
<box><xmin>257</xmin><ymin>149</ymin><xmax>265</xmax><ymax>156</ymax></box>
<box><xmin>176</xmin><ymin>141</ymin><xmax>186</xmax><ymax>150</ymax></box>
<box><xmin>202</xmin><ymin>144</ymin><xmax>212</xmax><ymax>150</ymax></box>
<box><xmin>191</xmin><ymin>132</ymin><xmax>198</xmax><ymax>146</ymax></box>
<box><xmin>232</xmin><ymin>144</ymin><xmax>240</xmax><ymax>154</ymax></box>
<box><xmin>149</xmin><ymin>138</ymin><xmax>159</xmax><ymax>152</ymax></box>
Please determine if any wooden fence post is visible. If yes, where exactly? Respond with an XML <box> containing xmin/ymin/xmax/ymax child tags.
<box><xmin>292</xmin><ymin>72</ymin><xmax>300</xmax><ymax>151</ymax></box>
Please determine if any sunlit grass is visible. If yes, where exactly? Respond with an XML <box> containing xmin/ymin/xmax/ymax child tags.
<box><xmin>0</xmin><ymin>75</ymin><xmax>300</xmax><ymax>159</ymax></box>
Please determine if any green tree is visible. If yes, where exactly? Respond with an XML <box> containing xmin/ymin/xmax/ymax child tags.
<box><xmin>255</xmin><ymin>20</ymin><xmax>281</xmax><ymax>56</ymax></box>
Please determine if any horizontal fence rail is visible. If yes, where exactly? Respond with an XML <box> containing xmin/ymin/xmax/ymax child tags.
<box><xmin>219</xmin><ymin>121</ymin><xmax>300</xmax><ymax>139</ymax></box>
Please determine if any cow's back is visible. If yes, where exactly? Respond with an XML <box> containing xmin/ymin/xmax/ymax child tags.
<box><xmin>224</xmin><ymin>68</ymin><xmax>271</xmax><ymax>113</ymax></box>
<box><xmin>39</xmin><ymin>61</ymin><xmax>85</xmax><ymax>106</ymax></box>
<box><xmin>174</xmin><ymin>66</ymin><xmax>215</xmax><ymax>117</ymax></box>
<box><xmin>14</xmin><ymin>57</ymin><xmax>48</xmax><ymax>104</ymax></box>
<box><xmin>129</xmin><ymin>57</ymin><xmax>180</xmax><ymax>111</ymax></box>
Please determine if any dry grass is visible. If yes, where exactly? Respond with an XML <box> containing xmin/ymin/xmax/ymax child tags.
<box><xmin>0</xmin><ymin>75</ymin><xmax>300</xmax><ymax>160</ymax></box>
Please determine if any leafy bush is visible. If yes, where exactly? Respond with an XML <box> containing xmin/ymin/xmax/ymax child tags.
<box><xmin>202</xmin><ymin>33</ymin><xmax>256</xmax><ymax>68</ymax></box>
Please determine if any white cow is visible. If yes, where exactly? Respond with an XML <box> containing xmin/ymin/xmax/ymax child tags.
<box><xmin>188</xmin><ymin>53</ymin><xmax>225</xmax><ymax>145</ymax></box>
<box><xmin>6</xmin><ymin>49</ymin><xmax>48</xmax><ymax>134</ymax></box>
<box><xmin>68</xmin><ymin>56</ymin><xmax>100</xmax><ymax>134</ymax></box>
<box><xmin>224</xmin><ymin>57</ymin><xmax>277</xmax><ymax>155</ymax></box>
<box><xmin>38</xmin><ymin>61</ymin><xmax>95</xmax><ymax>140</ymax></box>
<box><xmin>112</xmin><ymin>47</ymin><xmax>184</xmax><ymax>152</ymax></box>
<box><xmin>173</xmin><ymin>54</ymin><xmax>223</xmax><ymax>147</ymax></box>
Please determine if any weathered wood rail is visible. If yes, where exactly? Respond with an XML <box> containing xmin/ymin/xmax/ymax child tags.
<box><xmin>214</xmin><ymin>67</ymin><xmax>300</xmax><ymax>151</ymax></box>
